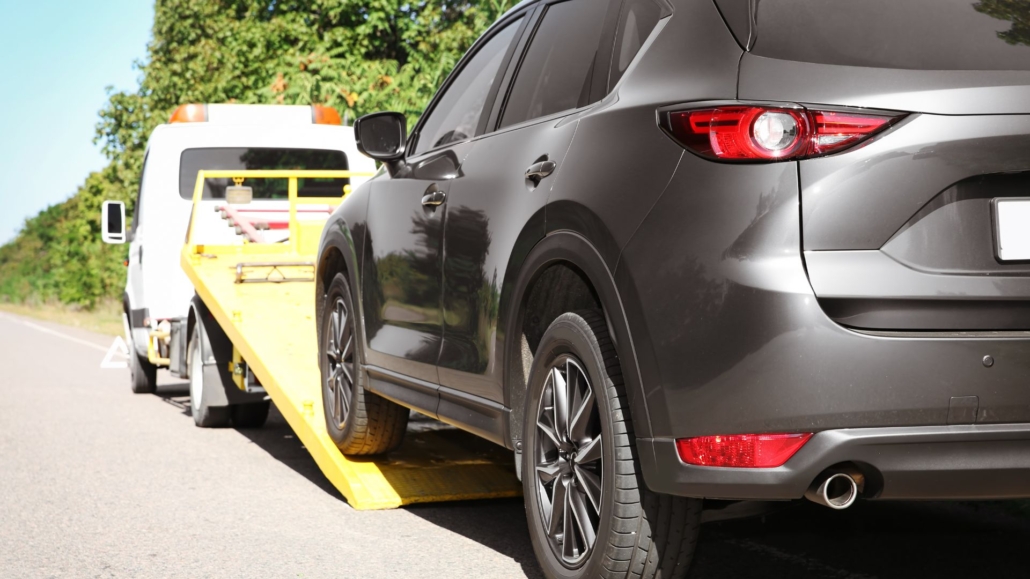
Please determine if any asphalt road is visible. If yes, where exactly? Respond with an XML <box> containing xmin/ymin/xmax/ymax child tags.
<box><xmin>2</xmin><ymin>311</ymin><xmax>1030</xmax><ymax>578</ymax></box>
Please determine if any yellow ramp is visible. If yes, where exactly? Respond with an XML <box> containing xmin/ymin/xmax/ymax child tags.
<box><xmin>180</xmin><ymin>171</ymin><xmax>521</xmax><ymax>510</ymax></box>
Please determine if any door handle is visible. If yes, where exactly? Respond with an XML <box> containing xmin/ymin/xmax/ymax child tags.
<box><xmin>525</xmin><ymin>160</ymin><xmax>557</xmax><ymax>185</ymax></box>
<box><xmin>421</xmin><ymin>189</ymin><xmax>447</xmax><ymax>207</ymax></box>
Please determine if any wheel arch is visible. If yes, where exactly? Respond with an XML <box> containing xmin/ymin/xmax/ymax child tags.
<box><xmin>503</xmin><ymin>230</ymin><xmax>654</xmax><ymax>453</ymax></box>
<box><xmin>316</xmin><ymin>219</ymin><xmax>365</xmax><ymax>363</ymax></box>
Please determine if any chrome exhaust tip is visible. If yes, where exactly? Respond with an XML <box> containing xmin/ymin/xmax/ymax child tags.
<box><xmin>805</xmin><ymin>471</ymin><xmax>859</xmax><ymax>510</ymax></box>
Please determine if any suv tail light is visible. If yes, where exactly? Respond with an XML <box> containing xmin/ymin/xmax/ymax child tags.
<box><xmin>676</xmin><ymin>432</ymin><xmax>812</xmax><ymax>468</ymax></box>
<box><xmin>661</xmin><ymin>104</ymin><xmax>905</xmax><ymax>162</ymax></box>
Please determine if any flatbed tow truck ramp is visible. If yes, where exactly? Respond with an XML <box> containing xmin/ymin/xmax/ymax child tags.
<box><xmin>180</xmin><ymin>170</ymin><xmax>521</xmax><ymax>510</ymax></box>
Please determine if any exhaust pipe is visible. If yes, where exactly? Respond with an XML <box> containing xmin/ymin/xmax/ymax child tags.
<box><xmin>805</xmin><ymin>470</ymin><xmax>860</xmax><ymax>510</ymax></box>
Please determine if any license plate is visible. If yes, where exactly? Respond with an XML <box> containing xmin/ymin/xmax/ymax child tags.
<box><xmin>995</xmin><ymin>198</ymin><xmax>1030</xmax><ymax>261</ymax></box>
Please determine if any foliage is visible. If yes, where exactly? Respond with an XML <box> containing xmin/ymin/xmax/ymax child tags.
<box><xmin>0</xmin><ymin>0</ymin><xmax>515</xmax><ymax>308</ymax></box>
<box><xmin>975</xmin><ymin>0</ymin><xmax>1030</xmax><ymax>46</ymax></box>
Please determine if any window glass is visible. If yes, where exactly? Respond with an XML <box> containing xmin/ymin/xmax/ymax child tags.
<box><xmin>500</xmin><ymin>0</ymin><xmax>611</xmax><ymax>129</ymax></box>
<box><xmin>752</xmin><ymin>0</ymin><xmax>1030</xmax><ymax>71</ymax></box>
<box><xmin>413</xmin><ymin>18</ymin><xmax>523</xmax><ymax>156</ymax></box>
<box><xmin>610</xmin><ymin>0</ymin><xmax>661</xmax><ymax>88</ymax></box>
<box><xmin>178</xmin><ymin>148</ymin><xmax>349</xmax><ymax>200</ymax></box>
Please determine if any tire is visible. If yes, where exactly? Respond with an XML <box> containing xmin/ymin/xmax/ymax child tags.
<box><xmin>187</xmin><ymin>326</ymin><xmax>231</xmax><ymax>428</ymax></box>
<box><xmin>523</xmin><ymin>311</ymin><xmax>702</xmax><ymax>579</ymax></box>
<box><xmin>320</xmin><ymin>273</ymin><xmax>408</xmax><ymax>455</ymax></box>
<box><xmin>231</xmin><ymin>401</ymin><xmax>271</xmax><ymax>428</ymax></box>
<box><xmin>128</xmin><ymin>339</ymin><xmax>158</xmax><ymax>394</ymax></box>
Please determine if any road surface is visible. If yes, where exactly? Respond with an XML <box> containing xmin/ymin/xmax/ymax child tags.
<box><xmin>2</xmin><ymin>311</ymin><xmax>1029</xmax><ymax>578</ymax></box>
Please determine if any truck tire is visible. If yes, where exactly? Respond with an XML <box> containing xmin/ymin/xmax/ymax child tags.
<box><xmin>188</xmin><ymin>325</ymin><xmax>231</xmax><ymax>428</ymax></box>
<box><xmin>231</xmin><ymin>401</ymin><xmax>271</xmax><ymax>428</ymax></box>
<box><xmin>320</xmin><ymin>273</ymin><xmax>408</xmax><ymax>455</ymax></box>
<box><xmin>129</xmin><ymin>344</ymin><xmax>158</xmax><ymax>394</ymax></box>
<box><xmin>522</xmin><ymin>311</ymin><xmax>702</xmax><ymax>579</ymax></box>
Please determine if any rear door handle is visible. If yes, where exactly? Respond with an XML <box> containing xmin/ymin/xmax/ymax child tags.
<box><xmin>421</xmin><ymin>188</ymin><xmax>447</xmax><ymax>207</ymax></box>
<box><xmin>525</xmin><ymin>160</ymin><xmax>557</xmax><ymax>185</ymax></box>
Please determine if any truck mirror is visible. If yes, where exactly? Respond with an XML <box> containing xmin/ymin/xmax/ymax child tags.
<box><xmin>102</xmin><ymin>200</ymin><xmax>127</xmax><ymax>244</ymax></box>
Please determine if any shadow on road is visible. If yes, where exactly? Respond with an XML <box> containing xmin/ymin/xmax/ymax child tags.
<box><xmin>149</xmin><ymin>393</ymin><xmax>1030</xmax><ymax>578</ymax></box>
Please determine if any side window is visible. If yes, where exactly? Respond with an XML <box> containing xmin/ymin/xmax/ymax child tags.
<box><xmin>412</xmin><ymin>17</ymin><xmax>523</xmax><ymax>156</ymax></box>
<box><xmin>499</xmin><ymin>0</ymin><xmax>613</xmax><ymax>129</ymax></box>
<box><xmin>131</xmin><ymin>152</ymin><xmax>148</xmax><ymax>236</ymax></box>
<box><xmin>609</xmin><ymin>0</ymin><xmax>662</xmax><ymax>89</ymax></box>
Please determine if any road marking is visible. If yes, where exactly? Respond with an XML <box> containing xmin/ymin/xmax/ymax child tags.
<box><xmin>101</xmin><ymin>336</ymin><xmax>130</xmax><ymax>369</ymax></box>
<box><xmin>0</xmin><ymin>313</ymin><xmax>109</xmax><ymax>353</ymax></box>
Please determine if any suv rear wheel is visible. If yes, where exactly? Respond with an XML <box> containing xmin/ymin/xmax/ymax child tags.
<box><xmin>523</xmin><ymin>311</ymin><xmax>702</xmax><ymax>579</ymax></box>
<box><xmin>320</xmin><ymin>273</ymin><xmax>408</xmax><ymax>455</ymax></box>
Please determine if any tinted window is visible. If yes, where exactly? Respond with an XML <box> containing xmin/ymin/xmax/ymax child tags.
<box><xmin>106</xmin><ymin>206</ymin><xmax>122</xmax><ymax>234</ymax></box>
<box><xmin>178</xmin><ymin>148</ymin><xmax>349</xmax><ymax>200</ymax></box>
<box><xmin>610</xmin><ymin>0</ymin><xmax>662</xmax><ymax>88</ymax></box>
<box><xmin>752</xmin><ymin>0</ymin><xmax>1030</xmax><ymax>71</ymax></box>
<box><xmin>413</xmin><ymin>18</ymin><xmax>523</xmax><ymax>156</ymax></box>
<box><xmin>500</xmin><ymin>0</ymin><xmax>612</xmax><ymax>128</ymax></box>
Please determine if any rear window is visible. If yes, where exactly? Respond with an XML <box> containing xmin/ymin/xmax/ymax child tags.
<box><xmin>751</xmin><ymin>0</ymin><xmax>1030</xmax><ymax>71</ymax></box>
<box><xmin>178</xmin><ymin>148</ymin><xmax>350</xmax><ymax>200</ymax></box>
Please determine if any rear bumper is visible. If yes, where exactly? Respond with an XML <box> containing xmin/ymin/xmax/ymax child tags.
<box><xmin>639</xmin><ymin>423</ymin><xmax>1030</xmax><ymax>500</ymax></box>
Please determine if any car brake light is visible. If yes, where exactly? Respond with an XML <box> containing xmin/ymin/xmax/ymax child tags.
<box><xmin>312</xmin><ymin>105</ymin><xmax>342</xmax><ymax>126</ymax></box>
<box><xmin>662</xmin><ymin>105</ymin><xmax>904</xmax><ymax>162</ymax></box>
<box><xmin>676</xmin><ymin>432</ymin><xmax>812</xmax><ymax>468</ymax></box>
<box><xmin>169</xmin><ymin>104</ymin><xmax>208</xmax><ymax>123</ymax></box>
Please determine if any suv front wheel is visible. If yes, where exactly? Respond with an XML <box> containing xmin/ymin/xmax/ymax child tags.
<box><xmin>320</xmin><ymin>273</ymin><xmax>408</xmax><ymax>455</ymax></box>
<box><xmin>523</xmin><ymin>311</ymin><xmax>702</xmax><ymax>579</ymax></box>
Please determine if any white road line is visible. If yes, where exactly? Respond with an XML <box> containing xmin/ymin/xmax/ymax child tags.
<box><xmin>0</xmin><ymin>313</ymin><xmax>109</xmax><ymax>353</ymax></box>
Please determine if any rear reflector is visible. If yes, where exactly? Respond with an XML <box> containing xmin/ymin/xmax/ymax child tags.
<box><xmin>169</xmin><ymin>104</ymin><xmax>208</xmax><ymax>124</ymax></box>
<box><xmin>662</xmin><ymin>104</ymin><xmax>903</xmax><ymax>162</ymax></box>
<box><xmin>676</xmin><ymin>433</ymin><xmax>813</xmax><ymax>468</ymax></box>
<box><xmin>312</xmin><ymin>105</ymin><xmax>342</xmax><ymax>126</ymax></box>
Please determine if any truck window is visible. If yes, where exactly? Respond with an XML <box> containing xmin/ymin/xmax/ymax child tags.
<box><xmin>178</xmin><ymin>148</ymin><xmax>350</xmax><ymax>200</ymax></box>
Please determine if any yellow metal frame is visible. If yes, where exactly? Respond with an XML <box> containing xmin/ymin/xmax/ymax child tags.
<box><xmin>180</xmin><ymin>170</ymin><xmax>521</xmax><ymax>510</ymax></box>
<box><xmin>146</xmin><ymin>330</ymin><xmax>171</xmax><ymax>366</ymax></box>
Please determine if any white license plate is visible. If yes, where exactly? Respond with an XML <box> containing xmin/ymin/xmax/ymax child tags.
<box><xmin>996</xmin><ymin>199</ymin><xmax>1030</xmax><ymax>261</ymax></box>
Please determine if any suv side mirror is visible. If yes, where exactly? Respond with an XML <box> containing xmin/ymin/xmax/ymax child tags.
<box><xmin>354</xmin><ymin>112</ymin><xmax>407</xmax><ymax>175</ymax></box>
<box><xmin>101</xmin><ymin>200</ymin><xmax>127</xmax><ymax>244</ymax></box>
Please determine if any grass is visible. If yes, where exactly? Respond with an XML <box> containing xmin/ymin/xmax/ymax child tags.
<box><xmin>0</xmin><ymin>300</ymin><xmax>123</xmax><ymax>337</ymax></box>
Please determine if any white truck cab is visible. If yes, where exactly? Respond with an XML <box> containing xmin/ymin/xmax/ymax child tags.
<box><xmin>102</xmin><ymin>104</ymin><xmax>375</xmax><ymax>409</ymax></box>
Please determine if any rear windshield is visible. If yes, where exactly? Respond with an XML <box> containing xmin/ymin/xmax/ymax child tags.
<box><xmin>751</xmin><ymin>0</ymin><xmax>1030</xmax><ymax>71</ymax></box>
<box><xmin>178</xmin><ymin>148</ymin><xmax>350</xmax><ymax>200</ymax></box>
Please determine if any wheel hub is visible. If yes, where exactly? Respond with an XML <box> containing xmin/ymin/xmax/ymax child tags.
<box><xmin>534</xmin><ymin>355</ymin><xmax>604</xmax><ymax>568</ymax></box>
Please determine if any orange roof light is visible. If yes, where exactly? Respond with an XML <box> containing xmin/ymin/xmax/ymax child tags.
<box><xmin>312</xmin><ymin>105</ymin><xmax>342</xmax><ymax>125</ymax></box>
<box><xmin>169</xmin><ymin>104</ymin><xmax>208</xmax><ymax>123</ymax></box>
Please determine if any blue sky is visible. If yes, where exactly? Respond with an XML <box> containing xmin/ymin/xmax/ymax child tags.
<box><xmin>0</xmin><ymin>0</ymin><xmax>153</xmax><ymax>244</ymax></box>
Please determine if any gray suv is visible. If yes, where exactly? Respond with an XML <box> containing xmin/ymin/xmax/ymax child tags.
<box><xmin>317</xmin><ymin>0</ymin><xmax>1030</xmax><ymax>576</ymax></box>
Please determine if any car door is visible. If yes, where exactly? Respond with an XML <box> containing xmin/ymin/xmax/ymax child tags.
<box><xmin>360</xmin><ymin>11</ymin><xmax>529</xmax><ymax>409</ymax></box>
<box><xmin>436</xmin><ymin>0</ymin><xmax>623</xmax><ymax>418</ymax></box>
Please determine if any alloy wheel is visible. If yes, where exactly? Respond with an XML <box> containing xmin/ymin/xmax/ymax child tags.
<box><xmin>534</xmin><ymin>355</ymin><xmax>603</xmax><ymax>568</ymax></box>
<box><xmin>325</xmin><ymin>295</ymin><xmax>355</xmax><ymax>429</ymax></box>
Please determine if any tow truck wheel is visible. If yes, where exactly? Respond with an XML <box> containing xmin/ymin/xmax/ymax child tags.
<box><xmin>231</xmin><ymin>402</ymin><xmax>271</xmax><ymax>428</ymax></box>
<box><xmin>187</xmin><ymin>326</ymin><xmax>231</xmax><ymax>428</ymax></box>
<box><xmin>523</xmin><ymin>311</ymin><xmax>702</xmax><ymax>579</ymax></box>
<box><xmin>320</xmin><ymin>273</ymin><xmax>408</xmax><ymax>455</ymax></box>
<box><xmin>129</xmin><ymin>348</ymin><xmax>158</xmax><ymax>394</ymax></box>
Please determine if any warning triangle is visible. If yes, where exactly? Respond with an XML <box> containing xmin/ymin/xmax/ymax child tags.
<box><xmin>101</xmin><ymin>336</ymin><xmax>130</xmax><ymax>369</ymax></box>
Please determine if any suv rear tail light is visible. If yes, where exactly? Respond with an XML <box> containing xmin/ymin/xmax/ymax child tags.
<box><xmin>661</xmin><ymin>105</ymin><xmax>904</xmax><ymax>162</ymax></box>
<box><xmin>676</xmin><ymin>432</ymin><xmax>812</xmax><ymax>468</ymax></box>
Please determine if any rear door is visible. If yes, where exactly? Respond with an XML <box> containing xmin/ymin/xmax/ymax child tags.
<box><xmin>436</xmin><ymin>0</ymin><xmax>622</xmax><ymax>415</ymax></box>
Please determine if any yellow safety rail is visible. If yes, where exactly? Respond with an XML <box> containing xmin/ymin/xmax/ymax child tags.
<box><xmin>181</xmin><ymin>170</ymin><xmax>521</xmax><ymax>510</ymax></box>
